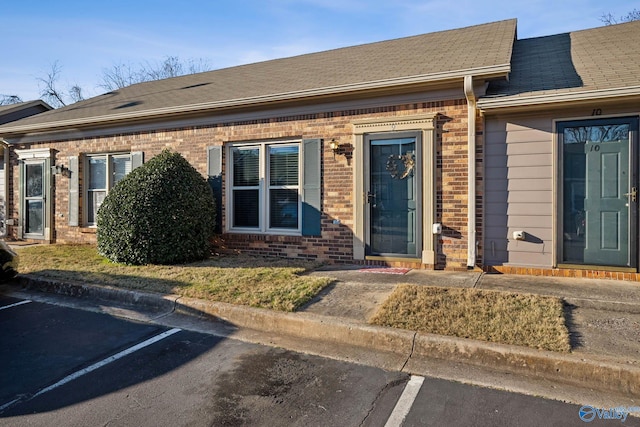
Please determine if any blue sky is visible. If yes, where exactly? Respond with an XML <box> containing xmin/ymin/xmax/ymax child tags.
<box><xmin>3</xmin><ymin>0</ymin><xmax>635</xmax><ymax>102</ymax></box>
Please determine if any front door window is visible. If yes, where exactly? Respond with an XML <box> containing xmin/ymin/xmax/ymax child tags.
<box><xmin>560</xmin><ymin>118</ymin><xmax>638</xmax><ymax>267</ymax></box>
<box><xmin>367</xmin><ymin>135</ymin><xmax>420</xmax><ymax>257</ymax></box>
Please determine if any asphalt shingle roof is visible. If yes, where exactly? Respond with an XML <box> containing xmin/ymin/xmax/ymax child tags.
<box><xmin>0</xmin><ymin>100</ymin><xmax>50</xmax><ymax>115</ymax></box>
<box><xmin>486</xmin><ymin>19</ymin><xmax>640</xmax><ymax>99</ymax></box>
<box><xmin>0</xmin><ymin>19</ymin><xmax>516</xmax><ymax>133</ymax></box>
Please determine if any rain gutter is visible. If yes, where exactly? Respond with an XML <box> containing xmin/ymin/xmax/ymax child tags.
<box><xmin>477</xmin><ymin>86</ymin><xmax>640</xmax><ymax>111</ymax></box>
<box><xmin>0</xmin><ymin>64</ymin><xmax>510</xmax><ymax>137</ymax></box>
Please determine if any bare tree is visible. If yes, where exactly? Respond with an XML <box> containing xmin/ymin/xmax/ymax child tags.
<box><xmin>142</xmin><ymin>56</ymin><xmax>184</xmax><ymax>80</ymax></box>
<box><xmin>0</xmin><ymin>95</ymin><xmax>24</xmax><ymax>106</ymax></box>
<box><xmin>100</xmin><ymin>56</ymin><xmax>212</xmax><ymax>91</ymax></box>
<box><xmin>36</xmin><ymin>61</ymin><xmax>86</xmax><ymax>108</ymax></box>
<box><xmin>28</xmin><ymin>56</ymin><xmax>212</xmax><ymax>108</ymax></box>
<box><xmin>69</xmin><ymin>85</ymin><xmax>85</xmax><ymax>104</ymax></box>
<box><xmin>601</xmin><ymin>8</ymin><xmax>640</xmax><ymax>25</ymax></box>
<box><xmin>100</xmin><ymin>62</ymin><xmax>143</xmax><ymax>92</ymax></box>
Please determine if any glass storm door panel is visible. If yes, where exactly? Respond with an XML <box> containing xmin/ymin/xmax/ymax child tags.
<box><xmin>24</xmin><ymin>161</ymin><xmax>45</xmax><ymax>235</ymax></box>
<box><xmin>560</xmin><ymin>119</ymin><xmax>638</xmax><ymax>267</ymax></box>
<box><xmin>368</xmin><ymin>137</ymin><xmax>418</xmax><ymax>257</ymax></box>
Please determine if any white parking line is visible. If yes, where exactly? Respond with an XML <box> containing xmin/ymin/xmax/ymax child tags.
<box><xmin>0</xmin><ymin>328</ymin><xmax>181</xmax><ymax>412</ymax></box>
<box><xmin>385</xmin><ymin>375</ymin><xmax>425</xmax><ymax>427</ymax></box>
<box><xmin>33</xmin><ymin>328</ymin><xmax>182</xmax><ymax>397</ymax></box>
<box><xmin>0</xmin><ymin>300</ymin><xmax>32</xmax><ymax>311</ymax></box>
<box><xmin>0</xmin><ymin>398</ymin><xmax>21</xmax><ymax>412</ymax></box>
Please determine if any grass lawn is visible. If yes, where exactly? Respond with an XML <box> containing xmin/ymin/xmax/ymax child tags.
<box><xmin>14</xmin><ymin>244</ymin><xmax>332</xmax><ymax>312</ymax></box>
<box><xmin>370</xmin><ymin>284</ymin><xmax>571</xmax><ymax>352</ymax></box>
<box><xmin>14</xmin><ymin>244</ymin><xmax>572</xmax><ymax>351</ymax></box>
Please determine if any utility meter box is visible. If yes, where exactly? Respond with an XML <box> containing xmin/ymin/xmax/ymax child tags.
<box><xmin>513</xmin><ymin>231</ymin><xmax>526</xmax><ymax>241</ymax></box>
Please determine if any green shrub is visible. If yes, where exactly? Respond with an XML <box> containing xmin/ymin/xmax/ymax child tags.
<box><xmin>97</xmin><ymin>150</ymin><xmax>216</xmax><ymax>265</ymax></box>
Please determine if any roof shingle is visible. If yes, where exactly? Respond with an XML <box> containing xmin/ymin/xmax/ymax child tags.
<box><xmin>486</xmin><ymin>20</ymin><xmax>640</xmax><ymax>99</ymax></box>
<box><xmin>0</xmin><ymin>19</ymin><xmax>516</xmax><ymax>133</ymax></box>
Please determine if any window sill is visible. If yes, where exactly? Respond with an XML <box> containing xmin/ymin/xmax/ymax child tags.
<box><xmin>80</xmin><ymin>227</ymin><xmax>97</xmax><ymax>234</ymax></box>
<box><xmin>222</xmin><ymin>232</ymin><xmax>303</xmax><ymax>243</ymax></box>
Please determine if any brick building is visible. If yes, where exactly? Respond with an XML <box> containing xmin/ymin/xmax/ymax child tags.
<box><xmin>1</xmin><ymin>19</ymin><xmax>640</xmax><ymax>279</ymax></box>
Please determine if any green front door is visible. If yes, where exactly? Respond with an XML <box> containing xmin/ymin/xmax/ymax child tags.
<box><xmin>560</xmin><ymin>118</ymin><xmax>638</xmax><ymax>268</ymax></box>
<box><xmin>366</xmin><ymin>134</ymin><xmax>421</xmax><ymax>257</ymax></box>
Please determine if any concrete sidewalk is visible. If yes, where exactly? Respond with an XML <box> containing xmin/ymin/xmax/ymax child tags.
<box><xmin>304</xmin><ymin>266</ymin><xmax>640</xmax><ymax>364</ymax></box>
<box><xmin>7</xmin><ymin>267</ymin><xmax>640</xmax><ymax>408</ymax></box>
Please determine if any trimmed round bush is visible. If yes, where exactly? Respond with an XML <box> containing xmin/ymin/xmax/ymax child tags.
<box><xmin>97</xmin><ymin>150</ymin><xmax>216</xmax><ymax>265</ymax></box>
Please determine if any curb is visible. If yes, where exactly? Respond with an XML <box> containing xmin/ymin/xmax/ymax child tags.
<box><xmin>18</xmin><ymin>275</ymin><xmax>178</xmax><ymax>312</ymax></box>
<box><xmin>174</xmin><ymin>296</ymin><xmax>416</xmax><ymax>357</ymax></box>
<box><xmin>409</xmin><ymin>333</ymin><xmax>640</xmax><ymax>396</ymax></box>
<box><xmin>176</xmin><ymin>295</ymin><xmax>640</xmax><ymax>397</ymax></box>
<box><xmin>15</xmin><ymin>275</ymin><xmax>640</xmax><ymax>398</ymax></box>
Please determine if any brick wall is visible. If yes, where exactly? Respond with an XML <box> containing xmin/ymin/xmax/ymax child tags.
<box><xmin>8</xmin><ymin>98</ymin><xmax>477</xmax><ymax>270</ymax></box>
<box><xmin>435</xmin><ymin>99</ymin><xmax>473</xmax><ymax>270</ymax></box>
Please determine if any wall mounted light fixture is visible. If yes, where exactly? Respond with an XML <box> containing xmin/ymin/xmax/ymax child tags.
<box><xmin>330</xmin><ymin>139</ymin><xmax>339</xmax><ymax>156</ymax></box>
<box><xmin>328</xmin><ymin>139</ymin><xmax>354</xmax><ymax>164</ymax></box>
<box><xmin>52</xmin><ymin>164</ymin><xmax>70</xmax><ymax>177</ymax></box>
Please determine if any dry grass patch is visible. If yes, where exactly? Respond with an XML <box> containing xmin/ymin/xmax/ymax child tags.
<box><xmin>15</xmin><ymin>244</ymin><xmax>332</xmax><ymax>312</ymax></box>
<box><xmin>370</xmin><ymin>284</ymin><xmax>571</xmax><ymax>352</ymax></box>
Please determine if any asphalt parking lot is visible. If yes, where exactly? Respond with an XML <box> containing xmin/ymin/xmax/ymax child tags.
<box><xmin>0</xmin><ymin>294</ymin><xmax>407</xmax><ymax>426</ymax></box>
<box><xmin>1</xmin><ymin>293</ymin><xmax>635</xmax><ymax>426</ymax></box>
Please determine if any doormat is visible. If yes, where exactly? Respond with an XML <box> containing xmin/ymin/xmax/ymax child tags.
<box><xmin>357</xmin><ymin>267</ymin><xmax>411</xmax><ymax>275</ymax></box>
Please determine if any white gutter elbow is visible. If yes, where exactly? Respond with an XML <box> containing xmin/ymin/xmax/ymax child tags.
<box><xmin>464</xmin><ymin>75</ymin><xmax>477</xmax><ymax>269</ymax></box>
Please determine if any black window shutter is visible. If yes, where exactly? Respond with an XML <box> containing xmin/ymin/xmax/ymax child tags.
<box><xmin>207</xmin><ymin>146</ymin><xmax>223</xmax><ymax>234</ymax></box>
<box><xmin>302</xmin><ymin>139</ymin><xmax>321</xmax><ymax>236</ymax></box>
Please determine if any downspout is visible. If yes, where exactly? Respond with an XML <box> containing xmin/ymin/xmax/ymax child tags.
<box><xmin>464</xmin><ymin>75</ymin><xmax>477</xmax><ymax>269</ymax></box>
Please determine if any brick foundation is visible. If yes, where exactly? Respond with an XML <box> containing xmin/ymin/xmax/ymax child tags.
<box><xmin>484</xmin><ymin>265</ymin><xmax>640</xmax><ymax>282</ymax></box>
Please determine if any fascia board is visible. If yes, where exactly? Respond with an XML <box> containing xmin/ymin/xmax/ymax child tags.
<box><xmin>0</xmin><ymin>64</ymin><xmax>510</xmax><ymax>136</ymax></box>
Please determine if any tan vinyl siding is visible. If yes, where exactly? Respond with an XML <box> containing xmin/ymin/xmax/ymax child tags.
<box><xmin>484</xmin><ymin>116</ymin><xmax>554</xmax><ymax>267</ymax></box>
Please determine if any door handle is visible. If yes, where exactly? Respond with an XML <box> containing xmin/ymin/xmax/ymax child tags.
<box><xmin>366</xmin><ymin>191</ymin><xmax>376</xmax><ymax>207</ymax></box>
<box><xmin>624</xmin><ymin>187</ymin><xmax>637</xmax><ymax>202</ymax></box>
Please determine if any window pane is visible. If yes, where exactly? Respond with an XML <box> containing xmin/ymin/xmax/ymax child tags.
<box><xmin>270</xmin><ymin>189</ymin><xmax>298</xmax><ymax>229</ymax></box>
<box><xmin>112</xmin><ymin>156</ymin><xmax>132</xmax><ymax>185</ymax></box>
<box><xmin>87</xmin><ymin>190</ymin><xmax>106</xmax><ymax>225</ymax></box>
<box><xmin>25</xmin><ymin>163</ymin><xmax>43</xmax><ymax>198</ymax></box>
<box><xmin>233</xmin><ymin>148</ymin><xmax>259</xmax><ymax>186</ymax></box>
<box><xmin>233</xmin><ymin>189</ymin><xmax>259</xmax><ymax>228</ymax></box>
<box><xmin>563</xmin><ymin>124</ymin><xmax>629</xmax><ymax>144</ymax></box>
<box><xmin>26</xmin><ymin>200</ymin><xmax>43</xmax><ymax>234</ymax></box>
<box><xmin>269</xmin><ymin>146</ymin><xmax>298</xmax><ymax>186</ymax></box>
<box><xmin>89</xmin><ymin>157</ymin><xmax>107</xmax><ymax>190</ymax></box>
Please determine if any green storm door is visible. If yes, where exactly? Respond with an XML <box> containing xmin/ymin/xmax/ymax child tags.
<box><xmin>367</xmin><ymin>134</ymin><xmax>421</xmax><ymax>257</ymax></box>
<box><xmin>24</xmin><ymin>160</ymin><xmax>45</xmax><ymax>236</ymax></box>
<box><xmin>560</xmin><ymin>118</ymin><xmax>638</xmax><ymax>268</ymax></box>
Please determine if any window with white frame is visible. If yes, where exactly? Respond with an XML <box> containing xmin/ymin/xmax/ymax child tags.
<box><xmin>85</xmin><ymin>153</ymin><xmax>133</xmax><ymax>225</ymax></box>
<box><xmin>228</xmin><ymin>141</ymin><xmax>301</xmax><ymax>233</ymax></box>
